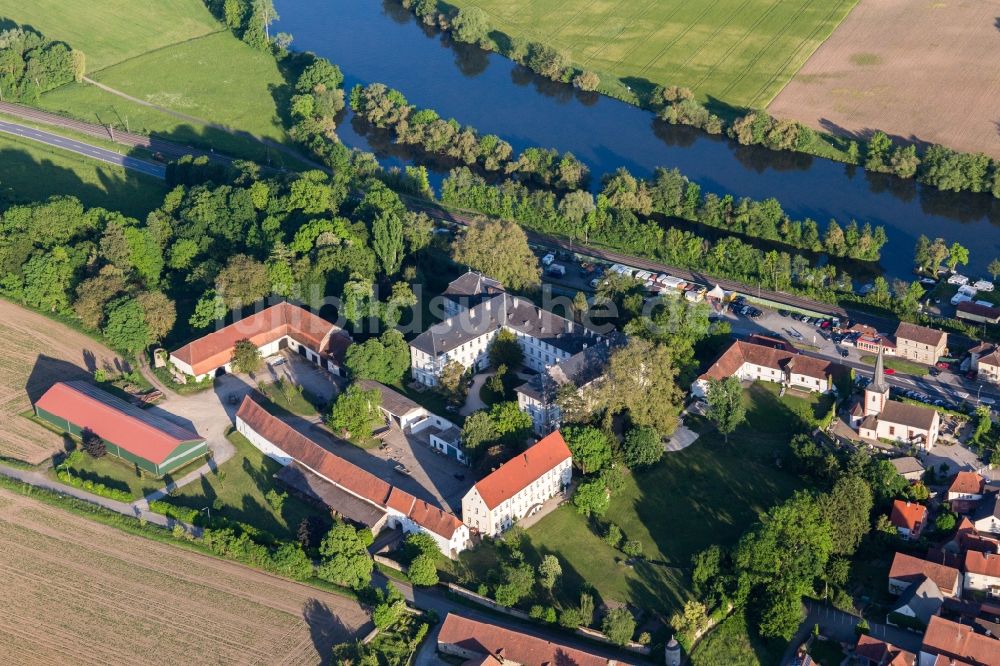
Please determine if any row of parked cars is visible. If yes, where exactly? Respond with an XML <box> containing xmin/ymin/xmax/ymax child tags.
<box><xmin>890</xmin><ymin>386</ymin><xmax>957</xmax><ymax>410</ymax></box>
<box><xmin>729</xmin><ymin>296</ymin><xmax>762</xmax><ymax>319</ymax></box>
<box><xmin>778</xmin><ymin>310</ymin><xmax>842</xmax><ymax>330</ymax></box>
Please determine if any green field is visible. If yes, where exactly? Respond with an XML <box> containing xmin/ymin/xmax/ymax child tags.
<box><xmin>0</xmin><ymin>132</ymin><xmax>168</xmax><ymax>218</ymax></box>
<box><xmin>452</xmin><ymin>382</ymin><xmax>819</xmax><ymax>616</ymax></box>
<box><xmin>450</xmin><ymin>0</ymin><xmax>858</xmax><ymax>110</ymax></box>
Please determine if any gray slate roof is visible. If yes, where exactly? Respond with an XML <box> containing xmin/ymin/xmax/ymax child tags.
<box><xmin>890</xmin><ymin>456</ymin><xmax>925</xmax><ymax>476</ymax></box>
<box><xmin>356</xmin><ymin>380</ymin><xmax>424</xmax><ymax>419</ymax></box>
<box><xmin>972</xmin><ymin>492</ymin><xmax>1000</xmax><ymax>523</ymax></box>
<box><xmin>275</xmin><ymin>462</ymin><xmax>386</xmax><ymax>528</ymax></box>
<box><xmin>515</xmin><ymin>333</ymin><xmax>625</xmax><ymax>401</ymax></box>
<box><xmin>892</xmin><ymin>576</ymin><xmax>944</xmax><ymax>625</ymax></box>
<box><xmin>442</xmin><ymin>271</ymin><xmax>504</xmax><ymax>308</ymax></box>
<box><xmin>879</xmin><ymin>400</ymin><xmax>939</xmax><ymax>431</ymax></box>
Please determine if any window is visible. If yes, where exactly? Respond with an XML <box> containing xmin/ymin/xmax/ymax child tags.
<box><xmin>889</xmin><ymin>426</ymin><xmax>895</xmax><ymax>436</ymax></box>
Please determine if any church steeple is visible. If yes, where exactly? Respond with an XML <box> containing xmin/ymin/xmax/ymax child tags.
<box><xmin>865</xmin><ymin>347</ymin><xmax>890</xmax><ymax>416</ymax></box>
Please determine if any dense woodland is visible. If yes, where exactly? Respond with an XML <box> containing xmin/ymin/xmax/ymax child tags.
<box><xmin>0</xmin><ymin>23</ymin><xmax>83</xmax><ymax>102</ymax></box>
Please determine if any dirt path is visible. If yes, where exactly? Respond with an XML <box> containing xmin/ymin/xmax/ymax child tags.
<box><xmin>0</xmin><ymin>484</ymin><xmax>370</xmax><ymax>664</ymax></box>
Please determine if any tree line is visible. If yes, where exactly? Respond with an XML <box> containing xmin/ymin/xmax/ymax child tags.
<box><xmin>0</xmin><ymin>23</ymin><xmax>84</xmax><ymax>102</ymax></box>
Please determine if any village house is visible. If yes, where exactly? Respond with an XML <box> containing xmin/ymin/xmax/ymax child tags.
<box><xmin>970</xmin><ymin>342</ymin><xmax>1000</xmax><ymax>384</ymax></box>
<box><xmin>891</xmin><ymin>500</ymin><xmax>929</xmax><ymax>540</ymax></box>
<box><xmin>949</xmin><ymin>472</ymin><xmax>987</xmax><ymax>514</ymax></box>
<box><xmin>356</xmin><ymin>380</ymin><xmax>465</xmax><ymax>464</ymax></box>
<box><xmin>918</xmin><ymin>615</ymin><xmax>1000</xmax><ymax>666</ymax></box>
<box><xmin>889</xmin><ymin>576</ymin><xmax>943</xmax><ymax>629</ymax></box>
<box><xmin>973</xmin><ymin>493</ymin><xmax>1000</xmax><ymax>536</ymax></box>
<box><xmin>33</xmin><ymin>381</ymin><xmax>208</xmax><ymax>476</ymax></box>
<box><xmin>854</xmin><ymin>635</ymin><xmax>915</xmax><ymax>666</ymax></box>
<box><xmin>690</xmin><ymin>338</ymin><xmax>836</xmax><ymax>398</ymax></box>
<box><xmin>461</xmin><ymin>431</ymin><xmax>572</xmax><ymax>537</ymax></box>
<box><xmin>890</xmin><ymin>456</ymin><xmax>926</xmax><ymax>482</ymax></box>
<box><xmin>964</xmin><ymin>551</ymin><xmax>1000</xmax><ymax>599</ymax></box>
<box><xmin>894</xmin><ymin>322</ymin><xmax>948</xmax><ymax>366</ymax></box>
<box><xmin>888</xmin><ymin>552</ymin><xmax>961</xmax><ymax>598</ymax></box>
<box><xmin>856</xmin><ymin>334</ymin><xmax>896</xmax><ymax>357</ymax></box>
<box><xmin>235</xmin><ymin>395</ymin><xmax>469</xmax><ymax>556</ymax></box>
<box><xmin>854</xmin><ymin>350</ymin><xmax>940</xmax><ymax>450</ymax></box>
<box><xmin>437</xmin><ymin>613</ymin><xmax>632</xmax><ymax>666</ymax></box>
<box><xmin>169</xmin><ymin>301</ymin><xmax>351</xmax><ymax>382</ymax></box>
<box><xmin>957</xmin><ymin>301</ymin><xmax>1000</xmax><ymax>325</ymax></box>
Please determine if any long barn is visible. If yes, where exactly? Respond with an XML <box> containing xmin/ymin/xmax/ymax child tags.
<box><xmin>34</xmin><ymin>381</ymin><xmax>207</xmax><ymax>476</ymax></box>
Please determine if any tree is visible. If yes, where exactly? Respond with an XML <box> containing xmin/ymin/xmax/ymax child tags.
<box><xmin>136</xmin><ymin>291</ymin><xmax>176</xmax><ymax>342</ymax></box>
<box><xmin>562</xmin><ymin>425</ymin><xmax>612</xmax><ymax>474</ymax></box>
<box><xmin>572</xmin><ymin>70</ymin><xmax>600</xmax><ymax>91</ymax></box>
<box><xmin>821</xmin><ymin>476</ymin><xmax>873</xmax><ymax>556</ymax></box>
<box><xmin>372</xmin><ymin>211</ymin><xmax>404</xmax><ymax>276</ymax></box>
<box><xmin>670</xmin><ymin>600</ymin><xmax>709</xmax><ymax>640</ymax></box>
<box><xmin>602</xmin><ymin>607</ymin><xmax>636</xmax><ymax>646</ymax></box>
<box><xmin>451</xmin><ymin>6</ymin><xmax>491</xmax><ymax>46</ymax></box>
<box><xmin>488</xmin><ymin>328</ymin><xmax>523</xmax><ymax>368</ymax></box>
<box><xmin>461</xmin><ymin>411</ymin><xmax>498</xmax><ymax>456</ymax></box>
<box><xmin>538</xmin><ymin>554</ymin><xmax>562</xmax><ymax>592</ymax></box>
<box><xmin>622</xmin><ymin>426</ymin><xmax>663</xmax><ymax>468</ymax></box>
<box><xmin>190</xmin><ymin>289</ymin><xmax>227</xmax><ymax>329</ymax></box>
<box><xmin>317</xmin><ymin>520</ymin><xmax>374</xmax><ymax>590</ymax></box>
<box><xmin>231</xmin><ymin>338</ymin><xmax>263</xmax><ymax>375</ymax></box>
<box><xmin>372</xmin><ymin>586</ymin><xmax>406</xmax><ymax>628</ymax></box>
<box><xmin>946</xmin><ymin>242</ymin><xmax>969</xmax><ymax>272</ymax></box>
<box><xmin>988</xmin><ymin>258</ymin><xmax>1000</xmax><ymax>281</ymax></box>
<box><xmin>328</xmin><ymin>384</ymin><xmax>383</xmax><ymax>440</ymax></box>
<box><xmin>935</xmin><ymin>511</ymin><xmax>957</xmax><ymax>533</ymax></box>
<box><xmin>402</xmin><ymin>531</ymin><xmax>440</xmax><ymax>563</ymax></box>
<box><xmin>573</xmin><ymin>478</ymin><xmax>610</xmax><ymax>517</ymax></box>
<box><xmin>408</xmin><ymin>554</ymin><xmax>439</xmax><ymax>586</ymax></box>
<box><xmin>73</xmin><ymin>268</ymin><xmax>126</xmax><ymax>330</ymax></box>
<box><xmin>103</xmin><ymin>297</ymin><xmax>151</xmax><ymax>353</ymax></box>
<box><xmin>494</xmin><ymin>561</ymin><xmax>534</xmax><ymax>606</ymax></box>
<box><xmin>452</xmin><ymin>218</ymin><xmax>540</xmax><ymax>290</ymax></box>
<box><xmin>706</xmin><ymin>376</ymin><xmax>746</xmax><ymax>441</ymax></box>
<box><xmin>80</xmin><ymin>427</ymin><xmax>106</xmax><ymax>458</ymax></box>
<box><xmin>594</xmin><ymin>338</ymin><xmax>684</xmax><ymax>436</ymax></box>
<box><xmin>437</xmin><ymin>360</ymin><xmax>467</xmax><ymax>405</ymax></box>
<box><xmin>344</xmin><ymin>330</ymin><xmax>410</xmax><ymax>384</ymax></box>
<box><xmin>216</xmin><ymin>254</ymin><xmax>270</xmax><ymax>309</ymax></box>
<box><xmin>913</xmin><ymin>235</ymin><xmax>931</xmax><ymax>271</ymax></box>
<box><xmin>270</xmin><ymin>542</ymin><xmax>313</xmax><ymax>580</ymax></box>
<box><xmin>489</xmin><ymin>401</ymin><xmax>533</xmax><ymax>447</ymax></box>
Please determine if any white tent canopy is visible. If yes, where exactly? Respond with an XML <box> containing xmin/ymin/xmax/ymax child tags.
<box><xmin>707</xmin><ymin>284</ymin><xmax>726</xmax><ymax>300</ymax></box>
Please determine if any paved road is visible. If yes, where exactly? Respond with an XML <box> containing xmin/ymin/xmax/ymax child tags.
<box><xmin>782</xmin><ymin>602</ymin><xmax>922</xmax><ymax>665</ymax></box>
<box><xmin>0</xmin><ymin>118</ymin><xmax>166</xmax><ymax>179</ymax></box>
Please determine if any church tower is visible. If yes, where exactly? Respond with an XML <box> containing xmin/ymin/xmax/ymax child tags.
<box><xmin>865</xmin><ymin>347</ymin><xmax>890</xmax><ymax>416</ymax></box>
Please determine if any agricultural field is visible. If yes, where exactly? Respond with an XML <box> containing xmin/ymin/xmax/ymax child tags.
<box><xmin>0</xmin><ymin>300</ymin><xmax>125</xmax><ymax>465</ymax></box>
<box><xmin>448</xmin><ymin>0</ymin><xmax>858</xmax><ymax>110</ymax></box>
<box><xmin>0</xmin><ymin>485</ymin><xmax>369</xmax><ymax>663</ymax></box>
<box><xmin>0</xmin><ymin>132</ymin><xmax>168</xmax><ymax>218</ymax></box>
<box><xmin>1</xmin><ymin>0</ymin><xmax>296</xmax><ymax>164</ymax></box>
<box><xmin>768</xmin><ymin>0</ymin><xmax>1000</xmax><ymax>159</ymax></box>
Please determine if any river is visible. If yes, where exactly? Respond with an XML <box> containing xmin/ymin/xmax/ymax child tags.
<box><xmin>273</xmin><ymin>0</ymin><xmax>1000</xmax><ymax>282</ymax></box>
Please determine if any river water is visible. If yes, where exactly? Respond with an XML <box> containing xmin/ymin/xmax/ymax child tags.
<box><xmin>274</xmin><ymin>0</ymin><xmax>1000</xmax><ymax>282</ymax></box>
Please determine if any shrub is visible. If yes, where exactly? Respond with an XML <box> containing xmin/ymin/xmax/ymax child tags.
<box><xmin>603</xmin><ymin>523</ymin><xmax>623</xmax><ymax>548</ymax></box>
<box><xmin>622</xmin><ymin>540</ymin><xmax>643</xmax><ymax>558</ymax></box>
<box><xmin>408</xmin><ymin>554</ymin><xmax>439</xmax><ymax>586</ymax></box>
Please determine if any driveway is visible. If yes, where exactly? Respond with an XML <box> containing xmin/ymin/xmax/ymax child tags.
<box><xmin>782</xmin><ymin>602</ymin><xmax>923</xmax><ymax>665</ymax></box>
<box><xmin>461</xmin><ymin>372</ymin><xmax>492</xmax><ymax>416</ymax></box>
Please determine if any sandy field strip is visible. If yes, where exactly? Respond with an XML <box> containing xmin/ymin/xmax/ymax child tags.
<box><xmin>0</xmin><ymin>486</ymin><xmax>369</xmax><ymax>664</ymax></box>
<box><xmin>768</xmin><ymin>0</ymin><xmax>1000</xmax><ymax>158</ymax></box>
<box><xmin>0</xmin><ymin>300</ymin><xmax>127</xmax><ymax>464</ymax></box>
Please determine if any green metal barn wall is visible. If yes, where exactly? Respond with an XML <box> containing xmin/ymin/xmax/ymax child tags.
<box><xmin>33</xmin><ymin>406</ymin><xmax>207</xmax><ymax>476</ymax></box>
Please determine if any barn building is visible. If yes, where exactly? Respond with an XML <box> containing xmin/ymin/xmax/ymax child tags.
<box><xmin>33</xmin><ymin>381</ymin><xmax>207</xmax><ymax>476</ymax></box>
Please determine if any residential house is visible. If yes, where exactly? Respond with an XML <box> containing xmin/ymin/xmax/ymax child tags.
<box><xmin>971</xmin><ymin>342</ymin><xmax>1000</xmax><ymax>384</ymax></box>
<box><xmin>958</xmin><ymin>302</ymin><xmax>1000</xmax><ymax>325</ymax></box>
<box><xmin>974</xmin><ymin>493</ymin><xmax>1000</xmax><ymax>536</ymax></box>
<box><xmin>691</xmin><ymin>338</ymin><xmax>836</xmax><ymax>398</ymax></box>
<box><xmin>949</xmin><ymin>472</ymin><xmax>986</xmax><ymax>514</ymax></box>
<box><xmin>33</xmin><ymin>381</ymin><xmax>207</xmax><ymax>476</ymax></box>
<box><xmin>169</xmin><ymin>301</ymin><xmax>351</xmax><ymax>381</ymax></box>
<box><xmin>890</xmin><ymin>456</ymin><xmax>926</xmax><ymax>481</ymax></box>
<box><xmin>965</xmin><ymin>551</ymin><xmax>1000</xmax><ymax>599</ymax></box>
<box><xmin>890</xmin><ymin>577</ymin><xmax>944</xmax><ymax>629</ymax></box>
<box><xmin>410</xmin><ymin>291</ymin><xmax>609</xmax><ymax>387</ymax></box>
<box><xmin>437</xmin><ymin>613</ymin><xmax>632</xmax><ymax>666</ymax></box>
<box><xmin>888</xmin><ymin>552</ymin><xmax>961</xmax><ymax>598</ymax></box>
<box><xmin>944</xmin><ymin>517</ymin><xmax>1000</xmax><ymax>557</ymax></box>
<box><xmin>918</xmin><ymin>615</ymin><xmax>1000</xmax><ymax>666</ymax></box>
<box><xmin>461</xmin><ymin>431</ymin><xmax>572</xmax><ymax>537</ymax></box>
<box><xmin>854</xmin><ymin>635</ymin><xmax>915</xmax><ymax>666</ymax></box>
<box><xmin>894</xmin><ymin>322</ymin><xmax>947</xmax><ymax>366</ymax></box>
<box><xmin>857</xmin><ymin>335</ymin><xmax>896</xmax><ymax>356</ymax></box>
<box><xmin>856</xmin><ymin>351</ymin><xmax>940</xmax><ymax>450</ymax></box>
<box><xmin>235</xmin><ymin>395</ymin><xmax>469</xmax><ymax>556</ymax></box>
<box><xmin>891</xmin><ymin>500</ymin><xmax>929</xmax><ymax>540</ymax></box>
<box><xmin>356</xmin><ymin>380</ymin><xmax>465</xmax><ymax>463</ymax></box>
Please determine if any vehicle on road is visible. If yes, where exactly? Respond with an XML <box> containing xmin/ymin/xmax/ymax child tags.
<box><xmin>930</xmin><ymin>367</ymin><xmax>941</xmax><ymax>376</ymax></box>
<box><xmin>786</xmin><ymin>328</ymin><xmax>803</xmax><ymax>340</ymax></box>
<box><xmin>393</xmin><ymin>463</ymin><xmax>411</xmax><ymax>475</ymax></box>
<box><xmin>546</xmin><ymin>263</ymin><xmax>566</xmax><ymax>277</ymax></box>
<box><xmin>884</xmin><ymin>367</ymin><xmax>896</xmax><ymax>375</ymax></box>
<box><xmin>839</xmin><ymin>348</ymin><xmax>849</xmax><ymax>358</ymax></box>
<box><xmin>266</xmin><ymin>356</ymin><xmax>286</xmax><ymax>367</ymax></box>
<box><xmin>980</xmin><ymin>397</ymin><xmax>996</xmax><ymax>406</ymax></box>
<box><xmin>541</xmin><ymin>253</ymin><xmax>555</xmax><ymax>267</ymax></box>
<box><xmin>778</xmin><ymin>309</ymin><xmax>790</xmax><ymax>317</ymax></box>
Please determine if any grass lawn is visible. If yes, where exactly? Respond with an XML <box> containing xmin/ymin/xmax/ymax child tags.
<box><xmin>52</xmin><ymin>446</ymin><xmax>207</xmax><ymax>499</ymax></box>
<box><xmin>860</xmin><ymin>354</ymin><xmax>928</xmax><ymax>377</ymax></box>
<box><xmin>452</xmin><ymin>381</ymin><xmax>816</xmax><ymax>616</ymax></box>
<box><xmin>260</xmin><ymin>379</ymin><xmax>325</xmax><ymax>417</ymax></box>
<box><xmin>0</xmin><ymin>132</ymin><xmax>168</xmax><ymax>218</ymax></box>
<box><xmin>164</xmin><ymin>431</ymin><xmax>329</xmax><ymax>540</ymax></box>
<box><xmin>690</xmin><ymin>607</ymin><xmax>786</xmax><ymax>666</ymax></box>
<box><xmin>448</xmin><ymin>0</ymin><xmax>857</xmax><ymax>111</ymax></box>
<box><xmin>0</xmin><ymin>0</ymin><xmax>220</xmax><ymax>71</ymax></box>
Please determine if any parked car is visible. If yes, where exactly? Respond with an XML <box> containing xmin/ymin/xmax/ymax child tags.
<box><xmin>981</xmin><ymin>397</ymin><xmax>997</xmax><ymax>406</ymax></box>
<box><xmin>884</xmin><ymin>367</ymin><xmax>896</xmax><ymax>375</ymax></box>
<box><xmin>820</xmin><ymin>320</ymin><xmax>831</xmax><ymax>329</ymax></box>
<box><xmin>839</xmin><ymin>348</ymin><xmax>849</xmax><ymax>358</ymax></box>
<box><xmin>546</xmin><ymin>263</ymin><xmax>567</xmax><ymax>277</ymax></box>
<box><xmin>929</xmin><ymin>367</ymin><xmax>941</xmax><ymax>376</ymax></box>
<box><xmin>778</xmin><ymin>309</ymin><xmax>790</xmax><ymax>317</ymax></box>
<box><xmin>541</xmin><ymin>253</ymin><xmax>555</xmax><ymax>267</ymax></box>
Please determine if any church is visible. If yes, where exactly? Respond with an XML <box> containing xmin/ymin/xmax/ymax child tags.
<box><xmin>850</xmin><ymin>349</ymin><xmax>940</xmax><ymax>450</ymax></box>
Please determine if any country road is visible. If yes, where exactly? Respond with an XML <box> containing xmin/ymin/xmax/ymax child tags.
<box><xmin>0</xmin><ymin>118</ymin><xmax>166</xmax><ymax>179</ymax></box>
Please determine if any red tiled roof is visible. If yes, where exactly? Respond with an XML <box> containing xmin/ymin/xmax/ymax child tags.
<box><xmin>889</xmin><ymin>552</ymin><xmax>960</xmax><ymax>595</ymax></box>
<box><xmin>236</xmin><ymin>396</ymin><xmax>464</xmax><ymax>540</ymax></box>
<box><xmin>34</xmin><ymin>381</ymin><xmax>203</xmax><ymax>465</ymax></box>
<box><xmin>895</xmin><ymin>322</ymin><xmax>947</xmax><ymax>347</ymax></box>
<box><xmin>891</xmin><ymin>500</ymin><xmax>927</xmax><ymax>534</ymax></box>
<box><xmin>473</xmin><ymin>431</ymin><xmax>571</xmax><ymax>510</ymax></box>
<box><xmin>438</xmin><ymin>613</ymin><xmax>633</xmax><ymax>666</ymax></box>
<box><xmin>171</xmin><ymin>302</ymin><xmax>341</xmax><ymax>376</ymax></box>
<box><xmin>855</xmin><ymin>635</ymin><xmax>915</xmax><ymax>666</ymax></box>
<box><xmin>698</xmin><ymin>340</ymin><xmax>834</xmax><ymax>383</ymax></box>
<box><xmin>921</xmin><ymin>616</ymin><xmax>1000</xmax><ymax>666</ymax></box>
<box><xmin>965</xmin><ymin>551</ymin><xmax>1000</xmax><ymax>580</ymax></box>
<box><xmin>950</xmin><ymin>472</ymin><xmax>985</xmax><ymax>496</ymax></box>
<box><xmin>958</xmin><ymin>302</ymin><xmax>1000</xmax><ymax>320</ymax></box>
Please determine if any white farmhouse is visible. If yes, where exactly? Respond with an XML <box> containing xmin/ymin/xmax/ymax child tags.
<box><xmin>691</xmin><ymin>338</ymin><xmax>835</xmax><ymax>398</ymax></box>
<box><xmin>461</xmin><ymin>431</ymin><xmax>572</xmax><ymax>537</ymax></box>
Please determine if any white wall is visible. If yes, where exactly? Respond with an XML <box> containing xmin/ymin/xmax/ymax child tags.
<box><xmin>237</xmin><ymin>416</ymin><xmax>295</xmax><ymax>466</ymax></box>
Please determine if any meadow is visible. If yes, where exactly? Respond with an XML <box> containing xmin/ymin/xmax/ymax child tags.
<box><xmin>448</xmin><ymin>0</ymin><xmax>858</xmax><ymax>110</ymax></box>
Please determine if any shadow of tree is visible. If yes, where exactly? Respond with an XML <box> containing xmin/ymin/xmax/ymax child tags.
<box><xmin>303</xmin><ymin>598</ymin><xmax>353</xmax><ymax>665</ymax></box>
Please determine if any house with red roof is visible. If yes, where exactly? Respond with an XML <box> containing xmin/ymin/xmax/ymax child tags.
<box><xmin>854</xmin><ymin>634</ymin><xmax>916</xmax><ymax>666</ymax></box>
<box><xmin>964</xmin><ymin>551</ymin><xmax>1000</xmax><ymax>599</ymax></box>
<box><xmin>888</xmin><ymin>552</ymin><xmax>961</xmax><ymax>598</ymax></box>
<box><xmin>461</xmin><ymin>431</ymin><xmax>572</xmax><ymax>537</ymax></box>
<box><xmin>169</xmin><ymin>301</ymin><xmax>351</xmax><ymax>381</ymax></box>
<box><xmin>33</xmin><ymin>381</ymin><xmax>207</xmax><ymax>476</ymax></box>
<box><xmin>949</xmin><ymin>472</ymin><xmax>987</xmax><ymax>514</ymax></box>
<box><xmin>691</xmin><ymin>338</ymin><xmax>836</xmax><ymax>398</ymax></box>
<box><xmin>918</xmin><ymin>615</ymin><xmax>1000</xmax><ymax>666</ymax></box>
<box><xmin>235</xmin><ymin>395</ymin><xmax>469</xmax><ymax>556</ymax></box>
<box><xmin>891</xmin><ymin>500</ymin><xmax>929</xmax><ymax>540</ymax></box>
